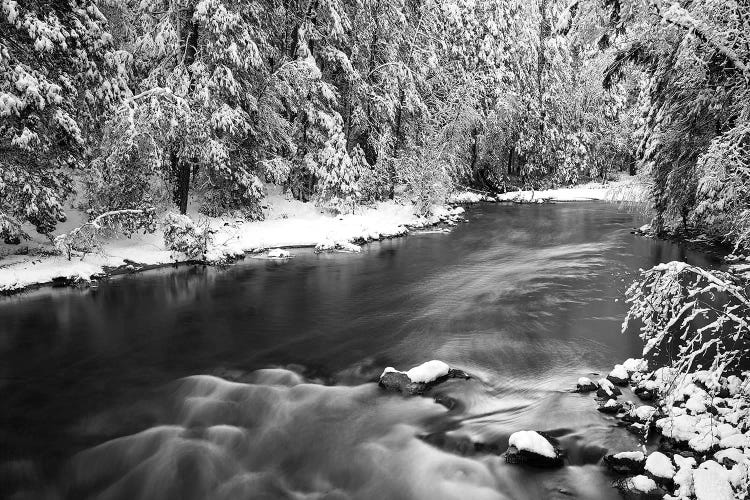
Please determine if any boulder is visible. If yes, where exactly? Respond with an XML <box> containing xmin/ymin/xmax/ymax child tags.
<box><xmin>378</xmin><ymin>361</ymin><xmax>469</xmax><ymax>395</ymax></box>
<box><xmin>614</xmin><ymin>475</ymin><xmax>665</xmax><ymax>498</ymax></box>
<box><xmin>504</xmin><ymin>431</ymin><xmax>564</xmax><ymax>468</ymax></box>
<box><xmin>597</xmin><ymin>399</ymin><xmax>623</xmax><ymax>414</ymax></box>
<box><xmin>604</xmin><ymin>451</ymin><xmax>646</xmax><ymax>474</ymax></box>
<box><xmin>575</xmin><ymin>377</ymin><xmax>598</xmax><ymax>392</ymax></box>
<box><xmin>596</xmin><ymin>378</ymin><xmax>622</xmax><ymax>399</ymax></box>
<box><xmin>607</xmin><ymin>364</ymin><xmax>630</xmax><ymax>386</ymax></box>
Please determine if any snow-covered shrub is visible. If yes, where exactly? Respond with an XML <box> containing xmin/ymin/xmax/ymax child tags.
<box><xmin>624</xmin><ymin>261</ymin><xmax>750</xmax><ymax>378</ymax></box>
<box><xmin>314</xmin><ymin>124</ymin><xmax>367</xmax><ymax>213</ymax></box>
<box><xmin>162</xmin><ymin>213</ymin><xmax>214</xmax><ymax>261</ymax></box>
<box><xmin>54</xmin><ymin>209</ymin><xmax>157</xmax><ymax>260</ymax></box>
<box><xmin>396</xmin><ymin>144</ymin><xmax>452</xmax><ymax>216</ymax></box>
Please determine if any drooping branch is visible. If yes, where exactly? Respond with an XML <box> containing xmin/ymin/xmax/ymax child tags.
<box><xmin>657</xmin><ymin>3</ymin><xmax>750</xmax><ymax>81</ymax></box>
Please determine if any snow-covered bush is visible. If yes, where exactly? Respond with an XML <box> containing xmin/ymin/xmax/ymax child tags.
<box><xmin>162</xmin><ymin>213</ymin><xmax>214</xmax><ymax>261</ymax></box>
<box><xmin>314</xmin><ymin>122</ymin><xmax>368</xmax><ymax>213</ymax></box>
<box><xmin>624</xmin><ymin>261</ymin><xmax>750</xmax><ymax>378</ymax></box>
<box><xmin>54</xmin><ymin>209</ymin><xmax>157</xmax><ymax>260</ymax></box>
<box><xmin>396</xmin><ymin>144</ymin><xmax>452</xmax><ymax>216</ymax></box>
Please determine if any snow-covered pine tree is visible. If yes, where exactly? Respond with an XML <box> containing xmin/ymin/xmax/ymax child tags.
<box><xmin>91</xmin><ymin>0</ymin><xmax>268</xmax><ymax>218</ymax></box>
<box><xmin>0</xmin><ymin>0</ymin><xmax>128</xmax><ymax>243</ymax></box>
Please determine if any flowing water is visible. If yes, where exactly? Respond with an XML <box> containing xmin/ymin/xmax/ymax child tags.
<box><xmin>0</xmin><ymin>203</ymin><xmax>722</xmax><ymax>500</ymax></box>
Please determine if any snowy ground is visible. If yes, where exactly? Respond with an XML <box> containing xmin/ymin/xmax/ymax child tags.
<box><xmin>493</xmin><ymin>176</ymin><xmax>648</xmax><ymax>203</ymax></box>
<box><xmin>0</xmin><ymin>186</ymin><xmax>463</xmax><ymax>293</ymax></box>
<box><xmin>0</xmin><ymin>178</ymin><xmax>644</xmax><ymax>294</ymax></box>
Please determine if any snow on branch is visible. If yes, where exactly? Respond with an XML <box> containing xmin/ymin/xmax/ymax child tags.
<box><xmin>658</xmin><ymin>3</ymin><xmax>750</xmax><ymax>80</ymax></box>
<box><xmin>54</xmin><ymin>209</ymin><xmax>157</xmax><ymax>260</ymax></box>
<box><xmin>624</xmin><ymin>261</ymin><xmax>749</xmax><ymax>377</ymax></box>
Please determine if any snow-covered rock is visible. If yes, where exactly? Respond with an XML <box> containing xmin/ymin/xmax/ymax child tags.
<box><xmin>617</xmin><ymin>475</ymin><xmax>658</xmax><ymax>495</ymax></box>
<box><xmin>673</xmin><ymin>455</ymin><xmax>696</xmax><ymax>498</ymax></box>
<box><xmin>597</xmin><ymin>398</ymin><xmax>622</xmax><ymax>414</ymax></box>
<box><xmin>604</xmin><ymin>451</ymin><xmax>645</xmax><ymax>474</ymax></box>
<box><xmin>505</xmin><ymin>431</ymin><xmax>563</xmax><ymax>468</ymax></box>
<box><xmin>693</xmin><ymin>461</ymin><xmax>734</xmax><ymax>500</ymax></box>
<box><xmin>596</xmin><ymin>378</ymin><xmax>622</xmax><ymax>399</ymax></box>
<box><xmin>315</xmin><ymin>239</ymin><xmax>361</xmax><ymax>253</ymax></box>
<box><xmin>645</xmin><ymin>451</ymin><xmax>675</xmax><ymax>481</ymax></box>
<box><xmin>607</xmin><ymin>364</ymin><xmax>629</xmax><ymax>385</ymax></box>
<box><xmin>266</xmin><ymin>248</ymin><xmax>291</xmax><ymax>259</ymax></box>
<box><xmin>634</xmin><ymin>379</ymin><xmax>659</xmax><ymax>401</ymax></box>
<box><xmin>575</xmin><ymin>377</ymin><xmax>597</xmax><ymax>392</ymax></box>
<box><xmin>378</xmin><ymin>361</ymin><xmax>468</xmax><ymax>395</ymax></box>
<box><xmin>623</xmin><ymin>358</ymin><xmax>648</xmax><ymax>374</ymax></box>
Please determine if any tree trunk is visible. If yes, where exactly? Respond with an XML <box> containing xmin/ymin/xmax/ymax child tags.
<box><xmin>171</xmin><ymin>8</ymin><xmax>201</xmax><ymax>214</ymax></box>
<box><xmin>171</xmin><ymin>150</ymin><xmax>190</xmax><ymax>215</ymax></box>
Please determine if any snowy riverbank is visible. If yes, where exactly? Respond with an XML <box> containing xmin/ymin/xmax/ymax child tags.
<box><xmin>582</xmin><ymin>360</ymin><xmax>750</xmax><ymax>499</ymax></box>
<box><xmin>0</xmin><ymin>189</ymin><xmax>465</xmax><ymax>294</ymax></box>
<box><xmin>0</xmin><ymin>178</ymin><xmax>643</xmax><ymax>294</ymax></box>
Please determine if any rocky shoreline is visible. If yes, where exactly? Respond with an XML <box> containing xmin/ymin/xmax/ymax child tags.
<box><xmin>578</xmin><ymin>359</ymin><xmax>748</xmax><ymax>499</ymax></box>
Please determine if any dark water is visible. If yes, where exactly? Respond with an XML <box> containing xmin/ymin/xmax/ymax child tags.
<box><xmin>0</xmin><ymin>203</ymin><xmax>721</xmax><ymax>500</ymax></box>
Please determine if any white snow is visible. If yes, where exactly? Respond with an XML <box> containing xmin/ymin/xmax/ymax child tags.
<box><xmin>622</xmin><ymin>358</ymin><xmax>648</xmax><ymax>373</ymax></box>
<box><xmin>404</xmin><ymin>360</ymin><xmax>451</xmax><ymax>383</ymax></box>
<box><xmin>507</xmin><ymin>431</ymin><xmax>556</xmax><ymax>458</ymax></box>
<box><xmin>380</xmin><ymin>360</ymin><xmax>451</xmax><ymax>384</ymax></box>
<box><xmin>633</xmin><ymin>405</ymin><xmax>656</xmax><ymax>421</ymax></box>
<box><xmin>673</xmin><ymin>455</ymin><xmax>696</xmax><ymax>498</ymax></box>
<box><xmin>266</xmin><ymin>248</ymin><xmax>291</xmax><ymax>258</ymax></box>
<box><xmin>613</xmin><ymin>451</ymin><xmax>645</xmax><ymax>461</ymax></box>
<box><xmin>609</xmin><ymin>364</ymin><xmax>628</xmax><ymax>380</ymax></box>
<box><xmin>495</xmin><ymin>177</ymin><xmax>647</xmax><ymax>203</ymax></box>
<box><xmin>577</xmin><ymin>376</ymin><xmax>595</xmax><ymax>388</ymax></box>
<box><xmin>720</xmin><ymin>432</ymin><xmax>750</xmax><ymax>449</ymax></box>
<box><xmin>625</xmin><ymin>475</ymin><xmax>657</xmax><ymax>493</ymax></box>
<box><xmin>0</xmin><ymin>187</ymin><xmax>459</xmax><ymax>292</ymax></box>
<box><xmin>645</xmin><ymin>451</ymin><xmax>675</xmax><ymax>479</ymax></box>
<box><xmin>693</xmin><ymin>461</ymin><xmax>734</xmax><ymax>500</ymax></box>
<box><xmin>597</xmin><ymin>378</ymin><xmax>617</xmax><ymax>397</ymax></box>
<box><xmin>448</xmin><ymin>191</ymin><xmax>486</xmax><ymax>203</ymax></box>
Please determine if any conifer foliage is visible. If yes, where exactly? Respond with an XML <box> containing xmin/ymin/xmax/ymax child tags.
<box><xmin>1</xmin><ymin>0</ymin><xmax>128</xmax><ymax>242</ymax></box>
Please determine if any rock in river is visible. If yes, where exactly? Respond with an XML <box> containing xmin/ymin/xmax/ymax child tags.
<box><xmin>378</xmin><ymin>360</ymin><xmax>469</xmax><ymax>395</ymax></box>
<box><xmin>504</xmin><ymin>430</ymin><xmax>564</xmax><ymax>468</ymax></box>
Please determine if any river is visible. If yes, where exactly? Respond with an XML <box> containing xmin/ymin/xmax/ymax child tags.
<box><xmin>0</xmin><ymin>202</ymin><xmax>721</xmax><ymax>499</ymax></box>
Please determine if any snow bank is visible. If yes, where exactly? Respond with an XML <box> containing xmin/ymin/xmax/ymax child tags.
<box><xmin>266</xmin><ymin>248</ymin><xmax>291</xmax><ymax>259</ymax></box>
<box><xmin>495</xmin><ymin>177</ymin><xmax>647</xmax><ymax>203</ymax></box>
<box><xmin>448</xmin><ymin>191</ymin><xmax>486</xmax><ymax>203</ymax></box>
<box><xmin>507</xmin><ymin>431</ymin><xmax>556</xmax><ymax>458</ymax></box>
<box><xmin>0</xmin><ymin>189</ymin><xmax>462</xmax><ymax>293</ymax></box>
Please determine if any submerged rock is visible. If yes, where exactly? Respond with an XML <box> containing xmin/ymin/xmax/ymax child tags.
<box><xmin>378</xmin><ymin>360</ymin><xmax>469</xmax><ymax>395</ymax></box>
<box><xmin>504</xmin><ymin>431</ymin><xmax>564</xmax><ymax>468</ymax></box>
<box><xmin>604</xmin><ymin>451</ymin><xmax>646</xmax><ymax>474</ymax></box>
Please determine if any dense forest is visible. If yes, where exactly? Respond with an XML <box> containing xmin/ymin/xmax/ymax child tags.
<box><xmin>1</xmin><ymin>0</ymin><xmax>748</xmax><ymax>252</ymax></box>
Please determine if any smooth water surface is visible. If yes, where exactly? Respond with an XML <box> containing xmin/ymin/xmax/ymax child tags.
<box><xmin>0</xmin><ymin>203</ymin><xmax>721</xmax><ymax>499</ymax></box>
